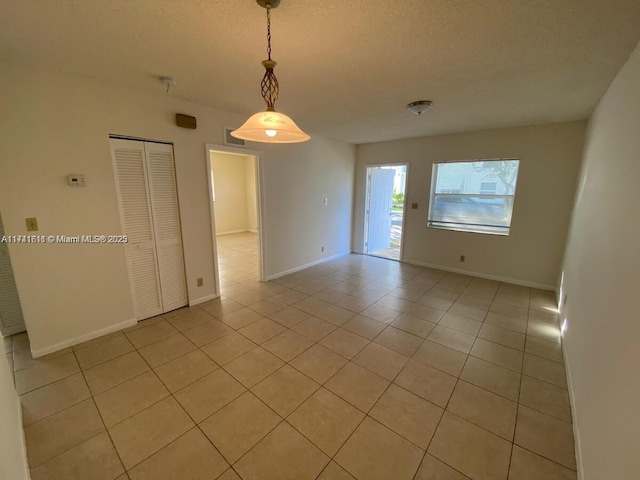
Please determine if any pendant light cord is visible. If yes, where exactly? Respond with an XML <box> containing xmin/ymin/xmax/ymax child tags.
<box><xmin>260</xmin><ymin>2</ymin><xmax>279</xmax><ymax>111</ymax></box>
<box><xmin>266</xmin><ymin>5</ymin><xmax>272</xmax><ymax>60</ymax></box>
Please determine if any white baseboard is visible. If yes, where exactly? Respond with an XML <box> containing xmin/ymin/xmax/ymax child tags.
<box><xmin>561</xmin><ymin>330</ymin><xmax>584</xmax><ymax>479</ymax></box>
<box><xmin>402</xmin><ymin>258</ymin><xmax>555</xmax><ymax>290</ymax></box>
<box><xmin>266</xmin><ymin>252</ymin><xmax>350</xmax><ymax>281</ymax></box>
<box><xmin>189</xmin><ymin>293</ymin><xmax>220</xmax><ymax>307</ymax></box>
<box><xmin>30</xmin><ymin>317</ymin><xmax>137</xmax><ymax>358</ymax></box>
<box><xmin>216</xmin><ymin>229</ymin><xmax>253</xmax><ymax>236</ymax></box>
<box><xmin>248</xmin><ymin>229</ymin><xmax>258</xmax><ymax>234</ymax></box>
<box><xmin>17</xmin><ymin>396</ymin><xmax>29</xmax><ymax>479</ymax></box>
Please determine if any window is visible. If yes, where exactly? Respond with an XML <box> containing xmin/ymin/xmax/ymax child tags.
<box><xmin>427</xmin><ymin>159</ymin><xmax>520</xmax><ymax>235</ymax></box>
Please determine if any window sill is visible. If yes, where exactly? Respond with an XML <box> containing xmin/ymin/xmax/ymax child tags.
<box><xmin>427</xmin><ymin>224</ymin><xmax>510</xmax><ymax>236</ymax></box>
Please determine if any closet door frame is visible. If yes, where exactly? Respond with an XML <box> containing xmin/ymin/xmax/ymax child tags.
<box><xmin>110</xmin><ymin>136</ymin><xmax>187</xmax><ymax>321</ymax></box>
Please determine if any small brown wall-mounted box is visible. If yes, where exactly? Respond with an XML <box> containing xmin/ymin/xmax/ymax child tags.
<box><xmin>176</xmin><ymin>114</ymin><xmax>197</xmax><ymax>129</ymax></box>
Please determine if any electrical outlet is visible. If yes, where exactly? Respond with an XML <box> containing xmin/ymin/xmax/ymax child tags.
<box><xmin>321</xmin><ymin>246</ymin><xmax>325</xmax><ymax>252</ymax></box>
<box><xmin>25</xmin><ymin>217</ymin><xmax>38</xmax><ymax>232</ymax></box>
<box><xmin>197</xmin><ymin>277</ymin><xmax>203</xmax><ymax>287</ymax></box>
<box><xmin>459</xmin><ymin>255</ymin><xmax>465</xmax><ymax>262</ymax></box>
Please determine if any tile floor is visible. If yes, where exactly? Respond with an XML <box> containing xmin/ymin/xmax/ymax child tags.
<box><xmin>5</xmin><ymin>233</ymin><xmax>577</xmax><ymax>480</ymax></box>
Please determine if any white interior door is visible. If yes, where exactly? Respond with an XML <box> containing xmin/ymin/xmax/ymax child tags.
<box><xmin>0</xmin><ymin>213</ymin><xmax>26</xmax><ymax>336</ymax></box>
<box><xmin>111</xmin><ymin>139</ymin><xmax>164</xmax><ymax>320</ymax></box>
<box><xmin>366</xmin><ymin>167</ymin><xmax>395</xmax><ymax>253</ymax></box>
<box><xmin>144</xmin><ymin>142</ymin><xmax>188</xmax><ymax>312</ymax></box>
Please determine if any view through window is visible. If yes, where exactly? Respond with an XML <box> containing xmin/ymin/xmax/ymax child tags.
<box><xmin>427</xmin><ymin>159</ymin><xmax>520</xmax><ymax>235</ymax></box>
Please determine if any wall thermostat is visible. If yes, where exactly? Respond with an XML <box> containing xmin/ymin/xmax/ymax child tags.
<box><xmin>67</xmin><ymin>174</ymin><xmax>87</xmax><ymax>186</ymax></box>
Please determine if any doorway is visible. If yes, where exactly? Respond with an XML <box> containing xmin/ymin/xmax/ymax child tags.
<box><xmin>364</xmin><ymin>164</ymin><xmax>408</xmax><ymax>261</ymax></box>
<box><xmin>206</xmin><ymin>145</ymin><xmax>264</xmax><ymax>295</ymax></box>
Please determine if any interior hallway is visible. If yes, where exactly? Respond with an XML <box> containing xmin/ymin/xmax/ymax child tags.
<box><xmin>6</xmin><ymin>253</ymin><xmax>575</xmax><ymax>480</ymax></box>
<box><xmin>217</xmin><ymin>232</ymin><xmax>260</xmax><ymax>288</ymax></box>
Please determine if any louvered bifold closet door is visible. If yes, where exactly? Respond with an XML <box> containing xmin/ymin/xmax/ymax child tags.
<box><xmin>110</xmin><ymin>139</ymin><xmax>163</xmax><ymax>320</ymax></box>
<box><xmin>0</xmin><ymin>212</ymin><xmax>26</xmax><ymax>336</ymax></box>
<box><xmin>144</xmin><ymin>142</ymin><xmax>188</xmax><ymax>312</ymax></box>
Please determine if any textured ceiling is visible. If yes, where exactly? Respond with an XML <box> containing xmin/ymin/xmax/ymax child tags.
<box><xmin>1</xmin><ymin>0</ymin><xmax>640</xmax><ymax>144</ymax></box>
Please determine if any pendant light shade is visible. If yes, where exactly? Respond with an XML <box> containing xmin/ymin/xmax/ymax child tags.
<box><xmin>231</xmin><ymin>0</ymin><xmax>310</xmax><ymax>144</ymax></box>
<box><xmin>231</xmin><ymin>110</ymin><xmax>310</xmax><ymax>143</ymax></box>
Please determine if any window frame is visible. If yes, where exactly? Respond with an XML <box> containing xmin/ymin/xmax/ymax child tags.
<box><xmin>427</xmin><ymin>158</ymin><xmax>520</xmax><ymax>236</ymax></box>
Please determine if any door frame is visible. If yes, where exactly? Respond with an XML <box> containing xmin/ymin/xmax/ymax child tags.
<box><xmin>363</xmin><ymin>162</ymin><xmax>410</xmax><ymax>261</ymax></box>
<box><xmin>204</xmin><ymin>143</ymin><xmax>266</xmax><ymax>296</ymax></box>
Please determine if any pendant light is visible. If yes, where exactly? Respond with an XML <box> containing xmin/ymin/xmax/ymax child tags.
<box><xmin>231</xmin><ymin>0</ymin><xmax>310</xmax><ymax>143</ymax></box>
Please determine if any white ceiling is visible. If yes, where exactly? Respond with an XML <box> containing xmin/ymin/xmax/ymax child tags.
<box><xmin>2</xmin><ymin>0</ymin><xmax>640</xmax><ymax>144</ymax></box>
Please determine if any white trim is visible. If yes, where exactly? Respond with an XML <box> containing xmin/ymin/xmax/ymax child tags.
<box><xmin>189</xmin><ymin>293</ymin><xmax>220</xmax><ymax>307</ymax></box>
<box><xmin>402</xmin><ymin>258</ymin><xmax>555</xmax><ymax>290</ymax></box>
<box><xmin>399</xmin><ymin>163</ymin><xmax>410</xmax><ymax>262</ymax></box>
<box><xmin>363</xmin><ymin>165</ymin><xmax>372</xmax><ymax>253</ymax></box>
<box><xmin>266</xmin><ymin>252</ymin><xmax>350</xmax><ymax>281</ymax></box>
<box><xmin>16</xmin><ymin>396</ymin><xmax>30</xmax><ymax>480</ymax></box>
<box><xmin>30</xmin><ymin>318</ymin><xmax>137</xmax><ymax>358</ymax></box>
<box><xmin>216</xmin><ymin>229</ymin><xmax>252</xmax><ymax>236</ymax></box>
<box><xmin>362</xmin><ymin>163</ymin><xmax>409</xmax><ymax>261</ymax></box>
<box><xmin>561</xmin><ymin>329</ymin><xmax>584</xmax><ymax>478</ymax></box>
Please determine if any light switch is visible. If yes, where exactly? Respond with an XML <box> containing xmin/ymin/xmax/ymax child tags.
<box><xmin>25</xmin><ymin>217</ymin><xmax>38</xmax><ymax>231</ymax></box>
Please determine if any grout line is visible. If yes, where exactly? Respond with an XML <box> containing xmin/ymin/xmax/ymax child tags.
<box><xmin>218</xmin><ymin>395</ymin><xmax>287</xmax><ymax>468</ymax></box>
<box><xmin>410</xmin><ymin>288</ymin><xmax>471</xmax><ymax>480</ymax></box>
<box><xmin>72</xmin><ymin>348</ymin><xmax>128</xmax><ymax>477</ymax></box>
<box><xmin>506</xmin><ymin>304</ymin><xmax>529</xmax><ymax>477</ymax></box>
<box><xmin>16</xmin><ymin>251</ymin><xmax>568</xmax><ymax>478</ymax></box>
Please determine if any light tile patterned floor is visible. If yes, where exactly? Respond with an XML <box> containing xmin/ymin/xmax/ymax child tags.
<box><xmin>6</xmin><ymin>233</ymin><xmax>577</xmax><ymax>479</ymax></box>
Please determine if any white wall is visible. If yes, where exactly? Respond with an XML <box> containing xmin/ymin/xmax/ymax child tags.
<box><xmin>0</xmin><ymin>352</ymin><xmax>30</xmax><ymax>479</ymax></box>
<box><xmin>559</xmin><ymin>41</ymin><xmax>640</xmax><ymax>479</ymax></box>
<box><xmin>210</xmin><ymin>152</ymin><xmax>251</xmax><ymax>234</ymax></box>
<box><xmin>0</xmin><ymin>62</ymin><xmax>355</xmax><ymax>354</ymax></box>
<box><xmin>261</xmin><ymin>137</ymin><xmax>355</xmax><ymax>278</ymax></box>
<box><xmin>354</xmin><ymin>122</ymin><xmax>586</xmax><ymax>288</ymax></box>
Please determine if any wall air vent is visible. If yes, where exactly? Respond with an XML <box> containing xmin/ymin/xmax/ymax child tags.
<box><xmin>224</xmin><ymin>127</ymin><xmax>246</xmax><ymax>147</ymax></box>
